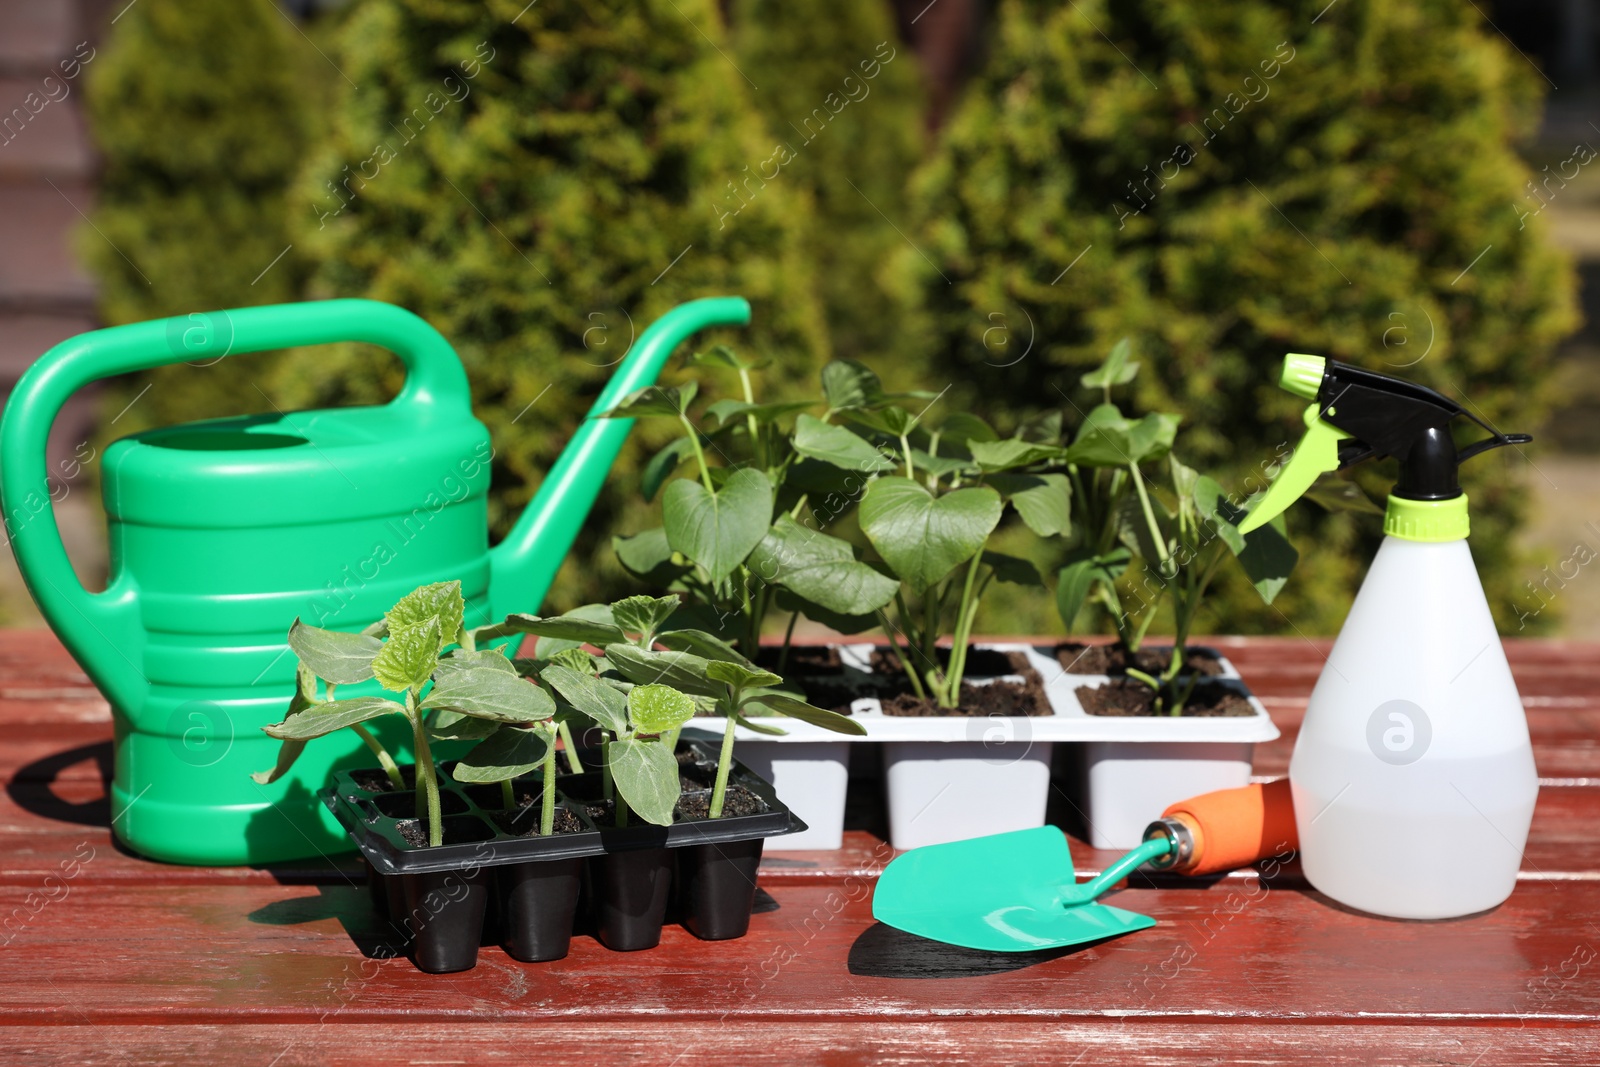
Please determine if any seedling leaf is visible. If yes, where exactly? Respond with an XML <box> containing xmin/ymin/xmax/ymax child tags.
<box><xmin>422</xmin><ymin>668</ymin><xmax>556</xmax><ymax>723</ymax></box>
<box><xmin>642</xmin><ymin>437</ymin><xmax>695</xmax><ymax>503</ymax></box>
<box><xmin>859</xmin><ymin>477</ymin><xmax>1003</xmax><ymax>594</ymax></box>
<box><xmin>613</xmin><ymin>528</ymin><xmax>688</xmax><ymax>585</ymax></box>
<box><xmin>428</xmin><ymin>708</ymin><xmax>501</xmax><ymax>741</ymax></box>
<box><xmin>746</xmin><ymin>515</ymin><xmax>899</xmax><ymax>616</ymax></box>
<box><xmin>662</xmin><ymin>467</ymin><xmax>774</xmax><ymax>583</ymax></box>
<box><xmin>821</xmin><ymin>359</ymin><xmax>888</xmax><ymax>412</ymax></box>
<box><xmin>627</xmin><ymin>684</ymin><xmax>697</xmax><ymax>734</ymax></box>
<box><xmin>740</xmin><ymin>690</ymin><xmax>866</xmax><ymax>735</ymax></box>
<box><xmin>612</xmin><ymin>595</ymin><xmax>681</xmax><ymax>643</ymax></box>
<box><xmin>601</xmin><ymin>382</ymin><xmax>698</xmax><ymax>418</ymax></box>
<box><xmin>654</xmin><ymin>628</ymin><xmax>753</xmax><ymax>666</ymax></box>
<box><xmin>603</xmin><ymin>644</ymin><xmax>724</xmax><ymax>699</ymax></box>
<box><xmin>384</xmin><ymin>581</ymin><xmax>464</xmax><ymax>647</ymax></box>
<box><xmin>263</xmin><ymin>696</ymin><xmax>404</xmax><ymax>741</ymax></box>
<box><xmin>1080</xmin><ymin>337</ymin><xmax>1140</xmax><ymax>390</ymax></box>
<box><xmin>371</xmin><ymin>617</ymin><xmax>443</xmax><ymax>693</ymax></box>
<box><xmin>608</xmin><ymin>739</ymin><xmax>679</xmax><ymax>826</ymax></box>
<box><xmin>968</xmin><ymin>439</ymin><xmax>1066</xmax><ymax>472</ymax></box>
<box><xmin>792</xmin><ymin>413</ymin><xmax>895</xmax><ymax>472</ymax></box>
<box><xmin>705</xmin><ymin>660</ymin><xmax>783</xmax><ymax>690</ymax></box>
<box><xmin>540</xmin><ymin>663</ymin><xmax>629</xmax><ymax>735</ymax></box>
<box><xmin>287</xmin><ymin>620</ymin><xmax>382</xmax><ymax>685</ymax></box>
<box><xmin>451</xmin><ymin>727</ymin><xmax>551</xmax><ymax>783</ymax></box>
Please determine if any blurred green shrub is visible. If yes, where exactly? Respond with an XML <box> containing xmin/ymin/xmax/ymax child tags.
<box><xmin>80</xmin><ymin>0</ymin><xmax>323</xmax><ymax>431</ymax></box>
<box><xmin>896</xmin><ymin>0</ymin><xmax>1578</xmax><ymax>635</ymax></box>
<box><xmin>284</xmin><ymin>0</ymin><xmax>829</xmax><ymax>614</ymax></box>
<box><xmin>729</xmin><ymin>0</ymin><xmax>926</xmax><ymax>364</ymax></box>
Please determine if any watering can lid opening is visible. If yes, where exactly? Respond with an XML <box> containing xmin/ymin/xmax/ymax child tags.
<box><xmin>102</xmin><ymin>407</ymin><xmax>492</xmax><ymax>528</ymax></box>
<box><xmin>141</xmin><ymin>426</ymin><xmax>310</xmax><ymax>452</ymax></box>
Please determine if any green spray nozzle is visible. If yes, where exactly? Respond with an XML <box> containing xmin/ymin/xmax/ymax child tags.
<box><xmin>1239</xmin><ymin>354</ymin><xmax>1531</xmax><ymax>541</ymax></box>
<box><xmin>1237</xmin><ymin>403</ymin><xmax>1351</xmax><ymax>534</ymax></box>
<box><xmin>1280</xmin><ymin>353</ymin><xmax>1326</xmax><ymax>400</ymax></box>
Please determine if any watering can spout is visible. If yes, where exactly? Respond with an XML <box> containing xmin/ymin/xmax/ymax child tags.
<box><xmin>488</xmin><ymin>296</ymin><xmax>751</xmax><ymax>618</ymax></box>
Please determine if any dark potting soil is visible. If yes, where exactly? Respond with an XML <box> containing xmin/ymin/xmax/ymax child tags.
<box><xmin>880</xmin><ymin>677</ymin><xmax>1050</xmax><ymax>718</ymax></box>
<box><xmin>582</xmin><ymin>782</ymin><xmax>769</xmax><ymax>823</ymax></box>
<box><xmin>462</xmin><ymin>782</ymin><xmax>543</xmax><ymax>811</ymax></box>
<box><xmin>753</xmin><ymin>645</ymin><xmax>848</xmax><ymax>675</ymax></box>
<box><xmin>790</xmin><ymin>678</ymin><xmax>862</xmax><ymax>714</ymax></box>
<box><xmin>1055</xmin><ymin>643</ymin><xmax>1223</xmax><ymax>676</ymax></box>
<box><xmin>873</xmin><ymin>648</ymin><xmax>1050</xmax><ymax>717</ymax></box>
<box><xmin>490</xmin><ymin>805</ymin><xmax>585</xmax><ymax>838</ymax></box>
<box><xmin>396</xmin><ymin>814</ymin><xmax>498</xmax><ymax>848</ymax></box>
<box><xmin>676</xmin><ymin>750</ymin><xmax>718</xmax><ymax>790</ymax></box>
<box><xmin>692</xmin><ymin>659</ymin><xmax>862</xmax><ymax>716</ymax></box>
<box><xmin>675</xmin><ymin>785</ymin><xmax>768</xmax><ymax>820</ymax></box>
<box><xmin>868</xmin><ymin>645</ymin><xmax>1023</xmax><ymax>679</ymax></box>
<box><xmin>352</xmin><ymin>766</ymin><xmax>417</xmax><ymax>793</ymax></box>
<box><xmin>1078</xmin><ymin>679</ymin><xmax>1254</xmax><ymax>718</ymax></box>
<box><xmin>369</xmin><ymin>789</ymin><xmax>469</xmax><ymax>819</ymax></box>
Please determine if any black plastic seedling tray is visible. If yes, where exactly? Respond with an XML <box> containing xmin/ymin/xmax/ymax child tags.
<box><xmin>326</xmin><ymin>740</ymin><xmax>806</xmax><ymax>970</ymax></box>
<box><xmin>321</xmin><ymin>739</ymin><xmax>805</xmax><ymax>877</ymax></box>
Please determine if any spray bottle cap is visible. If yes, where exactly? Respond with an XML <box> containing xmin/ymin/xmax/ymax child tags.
<box><xmin>1239</xmin><ymin>355</ymin><xmax>1530</xmax><ymax>543</ymax></box>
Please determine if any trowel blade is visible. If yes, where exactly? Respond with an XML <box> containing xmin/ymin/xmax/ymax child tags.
<box><xmin>871</xmin><ymin>826</ymin><xmax>1157</xmax><ymax>953</ymax></box>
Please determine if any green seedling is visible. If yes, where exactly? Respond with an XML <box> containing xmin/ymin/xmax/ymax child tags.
<box><xmin>601</xmin><ymin>346</ymin><xmax>900</xmax><ymax>666</ymax></box>
<box><xmin>541</xmin><ymin>660</ymin><xmax>696</xmax><ymax>827</ymax></box>
<box><xmin>498</xmin><ymin>594</ymin><xmax>704</xmax><ymax>826</ymax></box>
<box><xmin>1051</xmin><ymin>340</ymin><xmax>1299</xmax><ymax>714</ymax></box>
<box><xmin>258</xmin><ymin>581</ymin><xmax>557</xmax><ymax>846</ymax></box>
<box><xmin>1118</xmin><ymin>456</ymin><xmax>1297</xmax><ymax>714</ymax></box>
<box><xmin>813</xmin><ymin>362</ymin><xmax>1065</xmax><ymax>708</ymax></box>
<box><xmin>504</xmin><ymin>592</ymin><xmax>864</xmax><ymax>820</ymax></box>
<box><xmin>604</xmin><ymin>638</ymin><xmax>865</xmax><ymax>818</ymax></box>
<box><xmin>1051</xmin><ymin>339</ymin><xmax>1182</xmax><ymax>657</ymax></box>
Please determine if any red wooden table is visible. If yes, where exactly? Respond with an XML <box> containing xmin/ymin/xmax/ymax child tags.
<box><xmin>1</xmin><ymin>631</ymin><xmax>1597</xmax><ymax>1065</ymax></box>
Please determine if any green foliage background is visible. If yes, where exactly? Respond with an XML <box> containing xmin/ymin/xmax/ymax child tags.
<box><xmin>80</xmin><ymin>0</ymin><xmax>323</xmax><ymax>430</ymax></box>
<box><xmin>728</xmin><ymin>0</ymin><xmax>926</xmax><ymax>364</ymax></box>
<box><xmin>77</xmin><ymin>0</ymin><xmax>1577</xmax><ymax>636</ymax></box>
<box><xmin>282</xmin><ymin>0</ymin><xmax>829</xmax><ymax>613</ymax></box>
<box><xmin>894</xmin><ymin>0</ymin><xmax>1578</xmax><ymax>635</ymax></box>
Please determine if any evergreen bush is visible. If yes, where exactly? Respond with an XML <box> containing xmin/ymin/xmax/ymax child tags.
<box><xmin>286</xmin><ymin>0</ymin><xmax>829</xmax><ymax>613</ymax></box>
<box><xmin>897</xmin><ymin>0</ymin><xmax>1578</xmax><ymax>634</ymax></box>
<box><xmin>729</xmin><ymin>0</ymin><xmax>926</xmax><ymax>361</ymax></box>
<box><xmin>79</xmin><ymin>0</ymin><xmax>321</xmax><ymax>433</ymax></box>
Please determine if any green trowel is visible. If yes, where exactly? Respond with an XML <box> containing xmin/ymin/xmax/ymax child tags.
<box><xmin>871</xmin><ymin>781</ymin><xmax>1299</xmax><ymax>952</ymax></box>
<box><xmin>872</xmin><ymin>827</ymin><xmax>1172</xmax><ymax>952</ymax></box>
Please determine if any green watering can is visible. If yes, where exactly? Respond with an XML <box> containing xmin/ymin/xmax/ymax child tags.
<box><xmin>0</xmin><ymin>296</ymin><xmax>749</xmax><ymax>866</ymax></box>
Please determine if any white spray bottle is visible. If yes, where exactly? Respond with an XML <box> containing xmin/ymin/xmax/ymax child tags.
<box><xmin>1240</xmin><ymin>354</ymin><xmax>1538</xmax><ymax>919</ymax></box>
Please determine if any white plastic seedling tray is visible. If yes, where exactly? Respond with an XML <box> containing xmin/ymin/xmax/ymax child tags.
<box><xmin>688</xmin><ymin>643</ymin><xmax>1053</xmax><ymax>850</ymax></box>
<box><xmin>688</xmin><ymin>643</ymin><xmax>1279</xmax><ymax>851</ymax></box>
<box><xmin>1023</xmin><ymin>646</ymin><xmax>1276</xmax><ymax>745</ymax></box>
<box><xmin>694</xmin><ymin>643</ymin><xmax>1276</xmax><ymax>745</ymax></box>
<box><xmin>1030</xmin><ymin>645</ymin><xmax>1279</xmax><ymax>849</ymax></box>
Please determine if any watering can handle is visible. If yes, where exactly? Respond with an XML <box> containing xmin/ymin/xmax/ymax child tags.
<box><xmin>0</xmin><ymin>299</ymin><xmax>470</xmax><ymax>711</ymax></box>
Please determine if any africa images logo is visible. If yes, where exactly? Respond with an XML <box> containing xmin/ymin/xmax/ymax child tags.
<box><xmin>1365</xmin><ymin>699</ymin><xmax>1432</xmax><ymax>766</ymax></box>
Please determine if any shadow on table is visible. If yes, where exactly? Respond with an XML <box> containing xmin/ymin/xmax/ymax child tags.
<box><xmin>847</xmin><ymin>921</ymin><xmax>1103</xmax><ymax>978</ymax></box>
<box><xmin>247</xmin><ymin>884</ymin><xmax>412</xmax><ymax>960</ymax></box>
<box><xmin>7</xmin><ymin>741</ymin><xmax>112</xmax><ymax>827</ymax></box>
<box><xmin>7</xmin><ymin>742</ymin><xmax>369</xmax><ymax>883</ymax></box>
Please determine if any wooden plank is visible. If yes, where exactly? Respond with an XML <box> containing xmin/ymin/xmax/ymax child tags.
<box><xmin>3</xmin><ymin>1022</ymin><xmax>1599</xmax><ymax>1067</ymax></box>
<box><xmin>2</xmin><ymin>776</ymin><xmax>1598</xmax><ymax>887</ymax></box>
<box><xmin>0</xmin><ymin>879</ymin><xmax>1596</xmax><ymax>1024</ymax></box>
<box><xmin>1251</xmin><ymin>710</ymin><xmax>1600</xmax><ymax>780</ymax></box>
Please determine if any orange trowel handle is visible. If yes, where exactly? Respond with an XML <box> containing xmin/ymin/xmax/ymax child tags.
<box><xmin>1150</xmin><ymin>780</ymin><xmax>1298</xmax><ymax>877</ymax></box>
